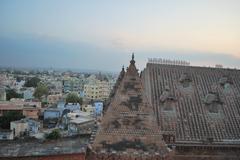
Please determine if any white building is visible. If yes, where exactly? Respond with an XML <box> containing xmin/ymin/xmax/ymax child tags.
<box><xmin>67</xmin><ymin>111</ymin><xmax>95</xmax><ymax>135</ymax></box>
<box><xmin>10</xmin><ymin>118</ymin><xmax>40</xmax><ymax>137</ymax></box>
<box><xmin>64</xmin><ymin>103</ymin><xmax>81</xmax><ymax>112</ymax></box>
<box><xmin>23</xmin><ymin>87</ymin><xmax>34</xmax><ymax>100</ymax></box>
<box><xmin>0</xmin><ymin>130</ymin><xmax>13</xmax><ymax>140</ymax></box>
<box><xmin>14</xmin><ymin>80</ymin><xmax>25</xmax><ymax>92</ymax></box>
<box><xmin>10</xmin><ymin>120</ymin><xmax>28</xmax><ymax>137</ymax></box>
<box><xmin>0</xmin><ymin>87</ymin><xmax>6</xmax><ymax>101</ymax></box>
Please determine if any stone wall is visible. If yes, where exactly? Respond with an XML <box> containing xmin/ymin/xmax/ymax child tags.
<box><xmin>0</xmin><ymin>153</ymin><xmax>85</xmax><ymax>160</ymax></box>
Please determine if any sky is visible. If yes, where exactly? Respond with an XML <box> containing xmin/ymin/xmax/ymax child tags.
<box><xmin>0</xmin><ymin>0</ymin><xmax>240</xmax><ymax>72</ymax></box>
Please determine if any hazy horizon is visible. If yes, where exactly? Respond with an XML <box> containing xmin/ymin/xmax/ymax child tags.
<box><xmin>1</xmin><ymin>0</ymin><xmax>240</xmax><ymax>71</ymax></box>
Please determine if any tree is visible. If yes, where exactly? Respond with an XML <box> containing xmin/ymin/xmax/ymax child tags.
<box><xmin>0</xmin><ymin>111</ymin><xmax>25</xmax><ymax>129</ymax></box>
<box><xmin>66</xmin><ymin>92</ymin><xmax>83</xmax><ymax>105</ymax></box>
<box><xmin>24</xmin><ymin>77</ymin><xmax>41</xmax><ymax>88</ymax></box>
<box><xmin>6</xmin><ymin>89</ymin><xmax>23</xmax><ymax>100</ymax></box>
<box><xmin>33</xmin><ymin>83</ymin><xmax>49</xmax><ymax>100</ymax></box>
<box><xmin>45</xmin><ymin>129</ymin><xmax>61</xmax><ymax>140</ymax></box>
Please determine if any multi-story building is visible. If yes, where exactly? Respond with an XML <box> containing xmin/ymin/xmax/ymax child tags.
<box><xmin>0</xmin><ymin>74</ymin><xmax>15</xmax><ymax>87</ymax></box>
<box><xmin>47</xmin><ymin>94</ymin><xmax>62</xmax><ymax>105</ymax></box>
<box><xmin>84</xmin><ymin>75</ymin><xmax>111</xmax><ymax>101</ymax></box>
<box><xmin>0</xmin><ymin>87</ymin><xmax>6</xmax><ymax>101</ymax></box>
<box><xmin>63</xmin><ymin>77</ymin><xmax>86</xmax><ymax>93</ymax></box>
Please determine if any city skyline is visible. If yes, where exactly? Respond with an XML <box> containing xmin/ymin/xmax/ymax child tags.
<box><xmin>0</xmin><ymin>0</ymin><xmax>240</xmax><ymax>71</ymax></box>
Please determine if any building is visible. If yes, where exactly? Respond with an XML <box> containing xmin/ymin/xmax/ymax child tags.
<box><xmin>0</xmin><ymin>74</ymin><xmax>15</xmax><ymax>87</ymax></box>
<box><xmin>10</xmin><ymin>118</ymin><xmax>40</xmax><ymax>137</ymax></box>
<box><xmin>14</xmin><ymin>80</ymin><xmax>25</xmax><ymax>92</ymax></box>
<box><xmin>48</xmin><ymin>80</ymin><xmax>63</xmax><ymax>95</ymax></box>
<box><xmin>25</xmin><ymin>118</ymin><xmax>40</xmax><ymax>135</ymax></box>
<box><xmin>0</xmin><ymin>129</ymin><xmax>13</xmax><ymax>140</ymax></box>
<box><xmin>84</xmin><ymin>75</ymin><xmax>111</xmax><ymax>101</ymax></box>
<box><xmin>64</xmin><ymin>103</ymin><xmax>81</xmax><ymax>112</ymax></box>
<box><xmin>23</xmin><ymin>87</ymin><xmax>34</xmax><ymax>100</ymax></box>
<box><xmin>87</xmin><ymin>54</ymin><xmax>240</xmax><ymax>159</ymax></box>
<box><xmin>89</xmin><ymin>54</ymin><xmax>172</xmax><ymax>160</ymax></box>
<box><xmin>0</xmin><ymin>55</ymin><xmax>239</xmax><ymax>159</ymax></box>
<box><xmin>0</xmin><ymin>87</ymin><xmax>6</xmax><ymax>101</ymax></box>
<box><xmin>44</xmin><ymin>108</ymin><xmax>61</xmax><ymax>119</ymax></box>
<box><xmin>63</xmin><ymin>77</ymin><xmax>85</xmax><ymax>93</ymax></box>
<box><xmin>141</xmin><ymin>58</ymin><xmax>240</xmax><ymax>158</ymax></box>
<box><xmin>22</xmin><ymin>107</ymin><xmax>39</xmax><ymax>119</ymax></box>
<box><xmin>93</xmin><ymin>101</ymin><xmax>103</xmax><ymax>116</ymax></box>
<box><xmin>47</xmin><ymin>94</ymin><xmax>62</xmax><ymax>105</ymax></box>
<box><xmin>43</xmin><ymin>107</ymin><xmax>61</xmax><ymax>128</ymax></box>
<box><xmin>0</xmin><ymin>99</ymin><xmax>41</xmax><ymax>119</ymax></box>
<box><xmin>10</xmin><ymin>98</ymin><xmax>41</xmax><ymax>108</ymax></box>
<box><xmin>57</xmin><ymin>101</ymin><xmax>65</xmax><ymax>110</ymax></box>
<box><xmin>82</xmin><ymin>104</ymin><xmax>95</xmax><ymax>117</ymax></box>
<box><xmin>67</xmin><ymin>112</ymin><xmax>95</xmax><ymax>135</ymax></box>
<box><xmin>10</xmin><ymin>120</ymin><xmax>28</xmax><ymax>137</ymax></box>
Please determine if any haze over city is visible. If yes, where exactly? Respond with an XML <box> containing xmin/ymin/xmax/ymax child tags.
<box><xmin>0</xmin><ymin>0</ymin><xmax>240</xmax><ymax>71</ymax></box>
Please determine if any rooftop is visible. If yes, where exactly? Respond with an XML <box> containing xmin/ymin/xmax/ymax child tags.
<box><xmin>0</xmin><ymin>136</ymin><xmax>89</xmax><ymax>157</ymax></box>
<box><xmin>91</xmin><ymin>54</ymin><xmax>170</xmax><ymax>156</ymax></box>
<box><xmin>142</xmin><ymin>62</ymin><xmax>240</xmax><ymax>144</ymax></box>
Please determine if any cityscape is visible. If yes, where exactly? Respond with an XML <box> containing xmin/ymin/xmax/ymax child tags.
<box><xmin>0</xmin><ymin>1</ymin><xmax>240</xmax><ymax>160</ymax></box>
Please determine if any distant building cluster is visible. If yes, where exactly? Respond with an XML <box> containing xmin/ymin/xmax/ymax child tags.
<box><xmin>1</xmin><ymin>56</ymin><xmax>239</xmax><ymax>160</ymax></box>
<box><xmin>0</xmin><ymin>68</ymin><xmax>117</xmax><ymax>141</ymax></box>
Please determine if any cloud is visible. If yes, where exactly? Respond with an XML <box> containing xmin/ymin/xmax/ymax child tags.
<box><xmin>0</xmin><ymin>34</ymin><xmax>239</xmax><ymax>72</ymax></box>
<box><xmin>0</xmin><ymin>35</ymin><xmax>128</xmax><ymax>72</ymax></box>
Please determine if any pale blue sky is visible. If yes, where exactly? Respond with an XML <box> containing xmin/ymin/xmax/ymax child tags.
<box><xmin>0</xmin><ymin>0</ymin><xmax>240</xmax><ymax>71</ymax></box>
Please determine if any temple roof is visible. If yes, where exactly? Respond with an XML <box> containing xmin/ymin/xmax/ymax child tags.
<box><xmin>142</xmin><ymin>63</ymin><xmax>240</xmax><ymax>144</ymax></box>
<box><xmin>126</xmin><ymin>53</ymin><xmax>138</xmax><ymax>77</ymax></box>
<box><xmin>91</xmin><ymin>54</ymin><xmax>170</xmax><ymax>157</ymax></box>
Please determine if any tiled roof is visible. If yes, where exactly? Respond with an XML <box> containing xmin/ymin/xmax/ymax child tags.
<box><xmin>142</xmin><ymin>63</ymin><xmax>240</xmax><ymax>144</ymax></box>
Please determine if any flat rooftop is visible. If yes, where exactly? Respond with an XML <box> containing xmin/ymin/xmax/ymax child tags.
<box><xmin>0</xmin><ymin>135</ymin><xmax>90</xmax><ymax>157</ymax></box>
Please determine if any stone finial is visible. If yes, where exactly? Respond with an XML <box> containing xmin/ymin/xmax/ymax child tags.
<box><xmin>130</xmin><ymin>53</ymin><xmax>135</xmax><ymax>64</ymax></box>
<box><xmin>122</xmin><ymin>65</ymin><xmax>125</xmax><ymax>71</ymax></box>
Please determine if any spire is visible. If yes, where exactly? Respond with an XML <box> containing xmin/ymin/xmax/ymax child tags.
<box><xmin>119</xmin><ymin>65</ymin><xmax>125</xmax><ymax>80</ymax></box>
<box><xmin>126</xmin><ymin>53</ymin><xmax>138</xmax><ymax>76</ymax></box>
<box><xmin>122</xmin><ymin>65</ymin><xmax>125</xmax><ymax>72</ymax></box>
<box><xmin>130</xmin><ymin>52</ymin><xmax>135</xmax><ymax>64</ymax></box>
